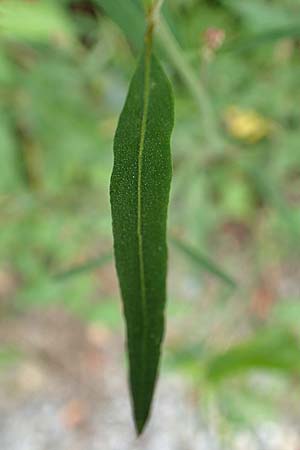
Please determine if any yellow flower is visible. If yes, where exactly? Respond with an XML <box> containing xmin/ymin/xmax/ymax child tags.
<box><xmin>224</xmin><ymin>106</ymin><xmax>273</xmax><ymax>143</ymax></box>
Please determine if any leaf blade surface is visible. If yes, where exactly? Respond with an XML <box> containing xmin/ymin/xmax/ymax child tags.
<box><xmin>110</xmin><ymin>46</ymin><xmax>174</xmax><ymax>434</ymax></box>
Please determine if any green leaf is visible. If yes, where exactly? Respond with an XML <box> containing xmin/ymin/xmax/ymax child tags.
<box><xmin>222</xmin><ymin>0</ymin><xmax>297</xmax><ymax>32</ymax></box>
<box><xmin>206</xmin><ymin>329</ymin><xmax>300</xmax><ymax>383</ymax></box>
<box><xmin>0</xmin><ymin>346</ymin><xmax>23</xmax><ymax>368</ymax></box>
<box><xmin>224</xmin><ymin>25</ymin><xmax>300</xmax><ymax>53</ymax></box>
<box><xmin>53</xmin><ymin>252</ymin><xmax>112</xmax><ymax>281</ymax></box>
<box><xmin>171</xmin><ymin>236</ymin><xmax>237</xmax><ymax>289</ymax></box>
<box><xmin>97</xmin><ymin>0</ymin><xmax>223</xmax><ymax>150</ymax></box>
<box><xmin>270</xmin><ymin>298</ymin><xmax>300</xmax><ymax>329</ymax></box>
<box><xmin>244</xmin><ymin>166</ymin><xmax>300</xmax><ymax>240</ymax></box>
<box><xmin>217</xmin><ymin>385</ymin><xmax>277</xmax><ymax>427</ymax></box>
<box><xmin>110</xmin><ymin>41</ymin><xmax>174</xmax><ymax>433</ymax></box>
<box><xmin>0</xmin><ymin>0</ymin><xmax>73</xmax><ymax>43</ymax></box>
<box><xmin>95</xmin><ymin>0</ymin><xmax>145</xmax><ymax>50</ymax></box>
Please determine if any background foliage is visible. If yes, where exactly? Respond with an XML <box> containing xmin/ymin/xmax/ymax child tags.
<box><xmin>1</xmin><ymin>0</ymin><xmax>300</xmax><ymax>443</ymax></box>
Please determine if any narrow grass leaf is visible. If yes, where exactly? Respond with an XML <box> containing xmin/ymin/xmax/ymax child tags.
<box><xmin>171</xmin><ymin>236</ymin><xmax>237</xmax><ymax>289</ymax></box>
<box><xmin>53</xmin><ymin>252</ymin><xmax>112</xmax><ymax>281</ymax></box>
<box><xmin>223</xmin><ymin>25</ymin><xmax>300</xmax><ymax>53</ymax></box>
<box><xmin>206</xmin><ymin>329</ymin><xmax>300</xmax><ymax>383</ymax></box>
<box><xmin>110</xmin><ymin>40</ymin><xmax>174</xmax><ymax>434</ymax></box>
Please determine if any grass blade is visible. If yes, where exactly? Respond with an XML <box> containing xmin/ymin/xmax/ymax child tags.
<box><xmin>223</xmin><ymin>25</ymin><xmax>300</xmax><ymax>53</ymax></box>
<box><xmin>110</xmin><ymin>32</ymin><xmax>174</xmax><ymax>433</ymax></box>
<box><xmin>206</xmin><ymin>329</ymin><xmax>300</xmax><ymax>382</ymax></box>
<box><xmin>53</xmin><ymin>253</ymin><xmax>112</xmax><ymax>281</ymax></box>
<box><xmin>171</xmin><ymin>236</ymin><xmax>237</xmax><ymax>289</ymax></box>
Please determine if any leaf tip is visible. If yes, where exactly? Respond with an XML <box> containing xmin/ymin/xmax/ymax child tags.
<box><xmin>134</xmin><ymin>404</ymin><xmax>152</xmax><ymax>436</ymax></box>
<box><xmin>135</xmin><ymin>416</ymin><xmax>148</xmax><ymax>437</ymax></box>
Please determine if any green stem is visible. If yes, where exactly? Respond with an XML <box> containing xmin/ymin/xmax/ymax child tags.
<box><xmin>143</xmin><ymin>0</ymin><xmax>164</xmax><ymax>15</ymax></box>
<box><xmin>157</xmin><ymin>17</ymin><xmax>224</xmax><ymax>152</ymax></box>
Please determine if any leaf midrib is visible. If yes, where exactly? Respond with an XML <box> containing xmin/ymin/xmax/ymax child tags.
<box><xmin>137</xmin><ymin>39</ymin><xmax>152</xmax><ymax>410</ymax></box>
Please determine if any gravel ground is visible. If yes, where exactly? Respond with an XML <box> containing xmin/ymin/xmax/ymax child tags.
<box><xmin>0</xmin><ymin>309</ymin><xmax>300</xmax><ymax>450</ymax></box>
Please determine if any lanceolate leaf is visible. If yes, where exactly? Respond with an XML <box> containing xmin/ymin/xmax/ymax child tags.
<box><xmin>110</xmin><ymin>38</ymin><xmax>174</xmax><ymax>433</ymax></box>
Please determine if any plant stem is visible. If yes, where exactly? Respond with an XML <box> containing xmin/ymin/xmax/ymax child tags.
<box><xmin>143</xmin><ymin>0</ymin><xmax>164</xmax><ymax>15</ymax></box>
<box><xmin>157</xmin><ymin>17</ymin><xmax>224</xmax><ymax>152</ymax></box>
<box><xmin>145</xmin><ymin>0</ymin><xmax>164</xmax><ymax>31</ymax></box>
<box><xmin>144</xmin><ymin>0</ymin><xmax>224</xmax><ymax>152</ymax></box>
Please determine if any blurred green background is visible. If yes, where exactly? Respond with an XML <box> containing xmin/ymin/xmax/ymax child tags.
<box><xmin>1</xmin><ymin>0</ymin><xmax>300</xmax><ymax>448</ymax></box>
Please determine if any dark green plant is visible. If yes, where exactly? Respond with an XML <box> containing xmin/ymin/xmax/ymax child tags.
<box><xmin>1</xmin><ymin>0</ymin><xmax>300</xmax><ymax>440</ymax></box>
<box><xmin>110</xmin><ymin>0</ymin><xmax>174</xmax><ymax>434</ymax></box>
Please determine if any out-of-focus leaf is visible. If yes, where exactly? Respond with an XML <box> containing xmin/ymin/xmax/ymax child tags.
<box><xmin>0</xmin><ymin>111</ymin><xmax>19</xmax><ymax>191</ymax></box>
<box><xmin>171</xmin><ymin>236</ymin><xmax>237</xmax><ymax>289</ymax></box>
<box><xmin>223</xmin><ymin>25</ymin><xmax>300</xmax><ymax>53</ymax></box>
<box><xmin>53</xmin><ymin>252</ymin><xmax>112</xmax><ymax>281</ymax></box>
<box><xmin>222</xmin><ymin>0</ymin><xmax>297</xmax><ymax>32</ymax></box>
<box><xmin>245</xmin><ymin>167</ymin><xmax>300</xmax><ymax>240</ymax></box>
<box><xmin>110</xmin><ymin>42</ymin><xmax>174</xmax><ymax>433</ymax></box>
<box><xmin>165</xmin><ymin>343</ymin><xmax>207</xmax><ymax>379</ymax></box>
<box><xmin>95</xmin><ymin>0</ymin><xmax>145</xmax><ymax>50</ymax></box>
<box><xmin>218</xmin><ymin>385</ymin><xmax>277</xmax><ymax>426</ymax></box>
<box><xmin>0</xmin><ymin>346</ymin><xmax>23</xmax><ymax>368</ymax></box>
<box><xmin>0</xmin><ymin>48</ymin><xmax>13</xmax><ymax>83</ymax></box>
<box><xmin>206</xmin><ymin>329</ymin><xmax>300</xmax><ymax>382</ymax></box>
<box><xmin>84</xmin><ymin>299</ymin><xmax>121</xmax><ymax>328</ymax></box>
<box><xmin>271</xmin><ymin>299</ymin><xmax>300</xmax><ymax>330</ymax></box>
<box><xmin>0</xmin><ymin>0</ymin><xmax>73</xmax><ymax>43</ymax></box>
